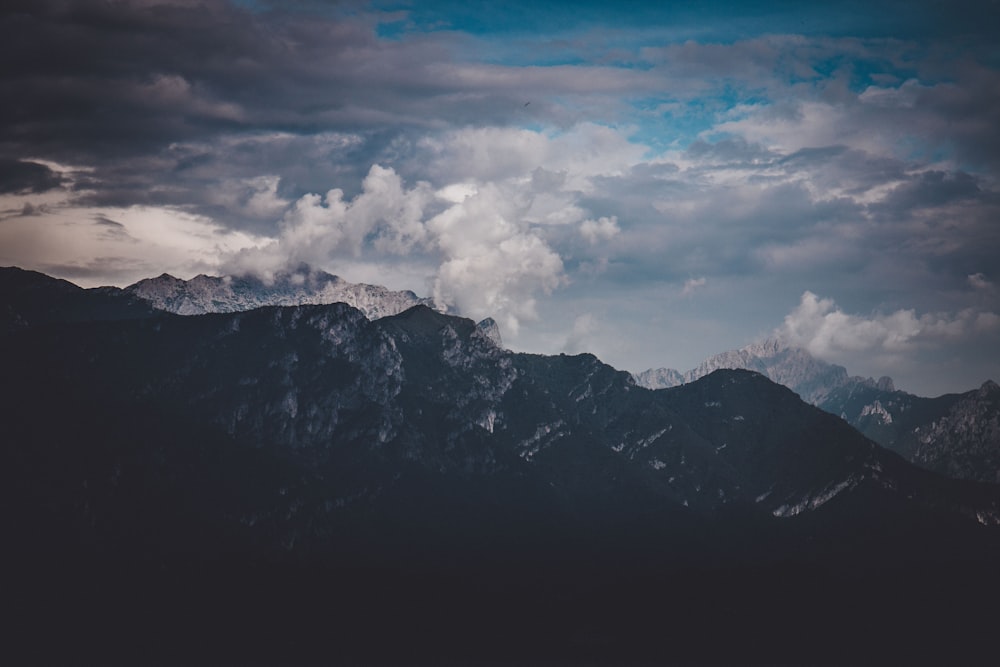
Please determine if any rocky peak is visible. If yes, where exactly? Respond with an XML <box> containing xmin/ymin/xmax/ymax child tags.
<box><xmin>634</xmin><ymin>336</ymin><xmax>858</xmax><ymax>405</ymax></box>
<box><xmin>876</xmin><ymin>376</ymin><xmax>895</xmax><ymax>392</ymax></box>
<box><xmin>475</xmin><ymin>317</ymin><xmax>503</xmax><ymax>348</ymax></box>
<box><xmin>125</xmin><ymin>265</ymin><xmax>438</xmax><ymax>320</ymax></box>
<box><xmin>633</xmin><ymin>367</ymin><xmax>684</xmax><ymax>389</ymax></box>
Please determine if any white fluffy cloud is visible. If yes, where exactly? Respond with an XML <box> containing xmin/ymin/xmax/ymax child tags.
<box><xmin>779</xmin><ymin>291</ymin><xmax>1000</xmax><ymax>358</ymax></box>
<box><xmin>579</xmin><ymin>216</ymin><xmax>621</xmax><ymax>244</ymax></box>
<box><xmin>225</xmin><ymin>165</ymin><xmax>433</xmax><ymax>275</ymax></box>
<box><xmin>224</xmin><ymin>163</ymin><xmax>567</xmax><ymax>334</ymax></box>
<box><xmin>427</xmin><ymin>182</ymin><xmax>565</xmax><ymax>333</ymax></box>
<box><xmin>218</xmin><ymin>122</ymin><xmax>660</xmax><ymax>334</ymax></box>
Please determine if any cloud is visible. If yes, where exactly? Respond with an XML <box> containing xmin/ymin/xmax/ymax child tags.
<box><xmin>3</xmin><ymin>0</ymin><xmax>1000</xmax><ymax>395</ymax></box>
<box><xmin>768</xmin><ymin>290</ymin><xmax>1000</xmax><ymax>393</ymax></box>
<box><xmin>224</xmin><ymin>164</ymin><xmax>433</xmax><ymax>274</ymax></box>
<box><xmin>579</xmin><ymin>216</ymin><xmax>620</xmax><ymax>244</ymax></box>
<box><xmin>712</xmin><ymin>63</ymin><xmax>1000</xmax><ymax>170</ymax></box>
<box><xmin>411</xmin><ymin>124</ymin><xmax>647</xmax><ymax>187</ymax></box>
<box><xmin>969</xmin><ymin>273</ymin><xmax>993</xmax><ymax>291</ymax></box>
<box><xmin>562</xmin><ymin>313</ymin><xmax>595</xmax><ymax>354</ymax></box>
<box><xmin>0</xmin><ymin>159</ymin><xmax>64</xmax><ymax>194</ymax></box>
<box><xmin>0</xmin><ymin>201</ymin><xmax>267</xmax><ymax>287</ymax></box>
<box><xmin>208</xmin><ymin>175</ymin><xmax>289</xmax><ymax>222</ymax></box>
<box><xmin>681</xmin><ymin>277</ymin><xmax>707</xmax><ymax>296</ymax></box>
<box><xmin>427</xmin><ymin>182</ymin><xmax>566</xmax><ymax>333</ymax></box>
<box><xmin>0</xmin><ymin>1</ymin><xmax>650</xmax><ymax>168</ymax></box>
<box><xmin>224</xmin><ymin>164</ymin><xmax>566</xmax><ymax>334</ymax></box>
<box><xmin>93</xmin><ymin>215</ymin><xmax>134</xmax><ymax>242</ymax></box>
<box><xmin>778</xmin><ymin>291</ymin><xmax>1000</xmax><ymax>359</ymax></box>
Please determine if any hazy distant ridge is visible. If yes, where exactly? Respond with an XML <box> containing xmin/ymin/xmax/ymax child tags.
<box><xmin>636</xmin><ymin>339</ymin><xmax>999</xmax><ymax>483</ymax></box>
<box><xmin>634</xmin><ymin>337</ymin><xmax>890</xmax><ymax>404</ymax></box>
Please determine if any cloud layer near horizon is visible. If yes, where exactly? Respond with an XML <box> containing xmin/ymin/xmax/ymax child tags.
<box><xmin>1</xmin><ymin>0</ymin><xmax>998</xmax><ymax>394</ymax></box>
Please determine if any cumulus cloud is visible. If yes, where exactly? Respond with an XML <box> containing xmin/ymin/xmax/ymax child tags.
<box><xmin>225</xmin><ymin>164</ymin><xmax>566</xmax><ymax>334</ymax></box>
<box><xmin>225</xmin><ymin>165</ymin><xmax>433</xmax><ymax>274</ymax></box>
<box><xmin>216</xmin><ymin>122</ymin><xmax>652</xmax><ymax>332</ymax></box>
<box><xmin>778</xmin><ymin>291</ymin><xmax>1000</xmax><ymax>359</ymax></box>
<box><xmin>427</xmin><ymin>183</ymin><xmax>565</xmax><ymax>333</ymax></box>
<box><xmin>580</xmin><ymin>216</ymin><xmax>620</xmax><ymax>244</ymax></box>
<box><xmin>968</xmin><ymin>272</ymin><xmax>993</xmax><ymax>290</ymax></box>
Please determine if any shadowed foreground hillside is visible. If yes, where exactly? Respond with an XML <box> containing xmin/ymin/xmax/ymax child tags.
<box><xmin>3</xmin><ymin>270</ymin><xmax>1000</xmax><ymax>665</ymax></box>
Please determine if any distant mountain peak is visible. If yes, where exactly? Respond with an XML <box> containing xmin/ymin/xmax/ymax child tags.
<box><xmin>634</xmin><ymin>336</ymin><xmax>859</xmax><ymax>405</ymax></box>
<box><xmin>875</xmin><ymin>376</ymin><xmax>895</xmax><ymax>392</ymax></box>
<box><xmin>633</xmin><ymin>366</ymin><xmax>684</xmax><ymax>390</ymax></box>
<box><xmin>126</xmin><ymin>265</ymin><xmax>438</xmax><ymax>320</ymax></box>
<box><xmin>741</xmin><ymin>336</ymin><xmax>788</xmax><ymax>356</ymax></box>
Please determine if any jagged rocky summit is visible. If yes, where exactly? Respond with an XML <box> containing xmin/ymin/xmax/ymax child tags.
<box><xmin>634</xmin><ymin>337</ymin><xmax>890</xmax><ymax>404</ymax></box>
<box><xmin>474</xmin><ymin>316</ymin><xmax>503</xmax><ymax>347</ymax></box>
<box><xmin>126</xmin><ymin>264</ymin><xmax>438</xmax><ymax>320</ymax></box>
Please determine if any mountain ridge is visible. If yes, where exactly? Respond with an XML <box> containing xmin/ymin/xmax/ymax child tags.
<box><xmin>634</xmin><ymin>336</ymin><xmax>893</xmax><ymax>403</ymax></box>
<box><xmin>4</xmin><ymin>292</ymin><xmax>997</xmax><ymax>529</ymax></box>
<box><xmin>0</xmin><ymin>266</ymin><xmax>161</xmax><ymax>331</ymax></box>
<box><xmin>636</xmin><ymin>336</ymin><xmax>999</xmax><ymax>483</ymax></box>
<box><xmin>4</xmin><ymin>265</ymin><xmax>994</xmax><ymax>488</ymax></box>
<box><xmin>125</xmin><ymin>264</ymin><xmax>439</xmax><ymax>320</ymax></box>
<box><xmin>4</xmin><ymin>268</ymin><xmax>1000</xmax><ymax>664</ymax></box>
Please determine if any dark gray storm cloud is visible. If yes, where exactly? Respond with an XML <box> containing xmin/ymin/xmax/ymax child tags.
<box><xmin>0</xmin><ymin>4</ymin><xmax>439</xmax><ymax>197</ymax></box>
<box><xmin>0</xmin><ymin>0</ymin><xmax>615</xmax><ymax>152</ymax></box>
<box><xmin>0</xmin><ymin>0</ymin><xmax>637</xmax><ymax>230</ymax></box>
<box><xmin>0</xmin><ymin>158</ymin><xmax>65</xmax><ymax>193</ymax></box>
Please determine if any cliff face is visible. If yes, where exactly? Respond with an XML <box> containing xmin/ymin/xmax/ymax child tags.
<box><xmin>817</xmin><ymin>381</ymin><xmax>1000</xmax><ymax>484</ymax></box>
<box><xmin>907</xmin><ymin>381</ymin><xmax>1000</xmax><ymax>483</ymax></box>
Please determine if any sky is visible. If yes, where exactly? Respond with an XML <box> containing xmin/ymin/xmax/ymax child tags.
<box><xmin>1</xmin><ymin>0</ymin><xmax>999</xmax><ymax>396</ymax></box>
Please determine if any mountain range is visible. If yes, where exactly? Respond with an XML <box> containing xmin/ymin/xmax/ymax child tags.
<box><xmin>3</xmin><ymin>265</ymin><xmax>1000</xmax><ymax>665</ymax></box>
<box><xmin>634</xmin><ymin>337</ymin><xmax>896</xmax><ymax>403</ymax></box>
<box><xmin>637</xmin><ymin>338</ymin><xmax>1000</xmax><ymax>484</ymax></box>
<box><xmin>125</xmin><ymin>264</ymin><xmax>439</xmax><ymax>320</ymax></box>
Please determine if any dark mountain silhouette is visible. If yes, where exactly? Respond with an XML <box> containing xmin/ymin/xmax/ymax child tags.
<box><xmin>820</xmin><ymin>380</ymin><xmax>1000</xmax><ymax>484</ymax></box>
<box><xmin>637</xmin><ymin>335</ymin><xmax>1000</xmax><ymax>484</ymax></box>
<box><xmin>3</xmin><ymin>268</ymin><xmax>1000</xmax><ymax>665</ymax></box>
<box><xmin>0</xmin><ymin>266</ymin><xmax>160</xmax><ymax>331</ymax></box>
